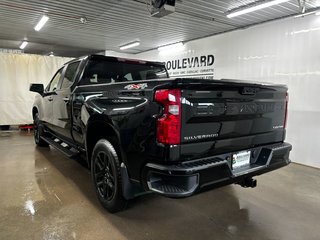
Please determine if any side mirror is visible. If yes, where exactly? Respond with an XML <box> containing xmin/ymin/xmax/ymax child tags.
<box><xmin>29</xmin><ymin>83</ymin><xmax>44</xmax><ymax>94</ymax></box>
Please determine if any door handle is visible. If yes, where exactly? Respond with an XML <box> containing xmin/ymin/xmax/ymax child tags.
<box><xmin>48</xmin><ymin>97</ymin><xmax>53</xmax><ymax>101</ymax></box>
<box><xmin>63</xmin><ymin>97</ymin><xmax>70</xmax><ymax>102</ymax></box>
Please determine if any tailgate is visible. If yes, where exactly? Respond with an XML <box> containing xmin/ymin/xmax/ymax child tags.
<box><xmin>180</xmin><ymin>80</ymin><xmax>287</xmax><ymax>149</ymax></box>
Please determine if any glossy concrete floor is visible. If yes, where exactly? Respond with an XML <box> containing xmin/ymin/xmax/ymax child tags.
<box><xmin>1</xmin><ymin>131</ymin><xmax>320</xmax><ymax>240</ymax></box>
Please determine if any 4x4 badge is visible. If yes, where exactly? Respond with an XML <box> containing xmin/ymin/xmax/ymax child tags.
<box><xmin>124</xmin><ymin>83</ymin><xmax>148</xmax><ymax>90</ymax></box>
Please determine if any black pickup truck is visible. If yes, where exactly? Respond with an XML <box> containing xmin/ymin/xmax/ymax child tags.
<box><xmin>30</xmin><ymin>55</ymin><xmax>292</xmax><ymax>213</ymax></box>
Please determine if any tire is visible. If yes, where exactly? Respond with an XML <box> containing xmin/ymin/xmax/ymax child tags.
<box><xmin>91</xmin><ymin>139</ymin><xmax>128</xmax><ymax>213</ymax></box>
<box><xmin>33</xmin><ymin>113</ymin><xmax>49</xmax><ymax>147</ymax></box>
<box><xmin>0</xmin><ymin>125</ymin><xmax>10</xmax><ymax>131</ymax></box>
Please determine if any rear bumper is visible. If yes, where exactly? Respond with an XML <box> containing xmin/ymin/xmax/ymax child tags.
<box><xmin>144</xmin><ymin>142</ymin><xmax>292</xmax><ymax>197</ymax></box>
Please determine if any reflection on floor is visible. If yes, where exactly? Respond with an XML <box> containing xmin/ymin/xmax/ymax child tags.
<box><xmin>0</xmin><ymin>131</ymin><xmax>319</xmax><ymax>240</ymax></box>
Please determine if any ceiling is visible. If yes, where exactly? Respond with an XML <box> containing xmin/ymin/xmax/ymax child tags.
<box><xmin>0</xmin><ymin>0</ymin><xmax>320</xmax><ymax>57</ymax></box>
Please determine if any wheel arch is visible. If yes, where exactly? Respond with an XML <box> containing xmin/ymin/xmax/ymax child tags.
<box><xmin>85</xmin><ymin>115</ymin><xmax>124</xmax><ymax>168</ymax></box>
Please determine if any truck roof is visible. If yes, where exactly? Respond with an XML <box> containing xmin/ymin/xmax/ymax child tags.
<box><xmin>64</xmin><ymin>54</ymin><xmax>165</xmax><ymax>67</ymax></box>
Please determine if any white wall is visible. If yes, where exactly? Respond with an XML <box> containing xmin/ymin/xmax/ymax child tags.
<box><xmin>136</xmin><ymin>15</ymin><xmax>320</xmax><ymax>168</ymax></box>
<box><xmin>0</xmin><ymin>53</ymin><xmax>72</xmax><ymax>125</ymax></box>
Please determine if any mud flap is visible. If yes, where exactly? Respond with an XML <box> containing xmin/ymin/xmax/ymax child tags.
<box><xmin>120</xmin><ymin>163</ymin><xmax>148</xmax><ymax>200</ymax></box>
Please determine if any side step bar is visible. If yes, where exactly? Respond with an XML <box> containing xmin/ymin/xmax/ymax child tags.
<box><xmin>41</xmin><ymin>136</ymin><xmax>80</xmax><ymax>158</ymax></box>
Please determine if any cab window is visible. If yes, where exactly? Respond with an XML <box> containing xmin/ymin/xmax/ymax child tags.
<box><xmin>61</xmin><ymin>62</ymin><xmax>80</xmax><ymax>89</ymax></box>
<box><xmin>47</xmin><ymin>69</ymin><xmax>63</xmax><ymax>92</ymax></box>
<box><xmin>80</xmin><ymin>59</ymin><xmax>168</xmax><ymax>85</ymax></box>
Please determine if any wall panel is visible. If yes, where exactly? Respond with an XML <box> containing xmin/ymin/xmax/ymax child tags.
<box><xmin>136</xmin><ymin>15</ymin><xmax>320</xmax><ymax>168</ymax></box>
<box><xmin>0</xmin><ymin>53</ymin><xmax>72</xmax><ymax>125</ymax></box>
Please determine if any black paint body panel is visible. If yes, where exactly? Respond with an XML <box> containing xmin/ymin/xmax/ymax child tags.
<box><xmin>32</xmin><ymin>55</ymin><xmax>290</xmax><ymax>189</ymax></box>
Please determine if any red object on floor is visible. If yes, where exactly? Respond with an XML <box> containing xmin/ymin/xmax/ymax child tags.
<box><xmin>19</xmin><ymin>124</ymin><xmax>33</xmax><ymax>130</ymax></box>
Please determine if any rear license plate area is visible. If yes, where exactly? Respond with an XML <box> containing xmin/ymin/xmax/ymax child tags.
<box><xmin>232</xmin><ymin>151</ymin><xmax>251</xmax><ymax>169</ymax></box>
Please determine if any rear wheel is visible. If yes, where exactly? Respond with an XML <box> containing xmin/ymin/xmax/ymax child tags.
<box><xmin>33</xmin><ymin>113</ymin><xmax>49</xmax><ymax>147</ymax></box>
<box><xmin>91</xmin><ymin>139</ymin><xmax>128</xmax><ymax>213</ymax></box>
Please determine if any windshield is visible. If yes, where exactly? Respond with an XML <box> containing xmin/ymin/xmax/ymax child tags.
<box><xmin>80</xmin><ymin>59</ymin><xmax>168</xmax><ymax>85</ymax></box>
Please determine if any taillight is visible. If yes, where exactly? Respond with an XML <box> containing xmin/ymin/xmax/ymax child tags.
<box><xmin>284</xmin><ymin>92</ymin><xmax>289</xmax><ymax>129</ymax></box>
<box><xmin>155</xmin><ymin>89</ymin><xmax>181</xmax><ymax>145</ymax></box>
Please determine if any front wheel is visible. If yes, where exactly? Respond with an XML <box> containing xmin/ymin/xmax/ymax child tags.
<box><xmin>91</xmin><ymin>139</ymin><xmax>128</xmax><ymax>213</ymax></box>
<box><xmin>33</xmin><ymin>113</ymin><xmax>49</xmax><ymax>147</ymax></box>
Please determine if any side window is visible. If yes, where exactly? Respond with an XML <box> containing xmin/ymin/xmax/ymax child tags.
<box><xmin>47</xmin><ymin>69</ymin><xmax>62</xmax><ymax>92</ymax></box>
<box><xmin>61</xmin><ymin>62</ymin><xmax>80</xmax><ymax>89</ymax></box>
<box><xmin>81</xmin><ymin>61</ymin><xmax>115</xmax><ymax>85</ymax></box>
<box><xmin>124</xmin><ymin>73</ymin><xmax>133</xmax><ymax>81</ymax></box>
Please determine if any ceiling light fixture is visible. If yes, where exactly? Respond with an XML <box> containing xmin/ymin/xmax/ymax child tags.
<box><xmin>19</xmin><ymin>41</ymin><xmax>28</xmax><ymax>49</ymax></box>
<box><xmin>227</xmin><ymin>0</ymin><xmax>290</xmax><ymax>18</ymax></box>
<box><xmin>80</xmin><ymin>16</ymin><xmax>87</xmax><ymax>24</ymax></box>
<box><xmin>119</xmin><ymin>41</ymin><xmax>140</xmax><ymax>50</ymax></box>
<box><xmin>158</xmin><ymin>42</ymin><xmax>184</xmax><ymax>52</ymax></box>
<box><xmin>34</xmin><ymin>15</ymin><xmax>49</xmax><ymax>31</ymax></box>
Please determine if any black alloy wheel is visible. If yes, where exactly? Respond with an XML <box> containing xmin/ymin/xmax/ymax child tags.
<box><xmin>94</xmin><ymin>151</ymin><xmax>116</xmax><ymax>201</ymax></box>
<box><xmin>91</xmin><ymin>139</ymin><xmax>128</xmax><ymax>213</ymax></box>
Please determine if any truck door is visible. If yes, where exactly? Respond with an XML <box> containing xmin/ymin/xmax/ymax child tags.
<box><xmin>42</xmin><ymin>68</ymin><xmax>63</xmax><ymax>130</ymax></box>
<box><xmin>52</xmin><ymin>61</ymin><xmax>81</xmax><ymax>141</ymax></box>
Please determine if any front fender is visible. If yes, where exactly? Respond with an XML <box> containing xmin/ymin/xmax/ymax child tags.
<box><xmin>32</xmin><ymin>94</ymin><xmax>44</xmax><ymax>120</ymax></box>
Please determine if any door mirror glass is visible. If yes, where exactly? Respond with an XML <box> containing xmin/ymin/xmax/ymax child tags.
<box><xmin>29</xmin><ymin>84</ymin><xmax>44</xmax><ymax>94</ymax></box>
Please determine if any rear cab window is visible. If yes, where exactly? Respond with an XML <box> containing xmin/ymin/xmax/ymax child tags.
<box><xmin>80</xmin><ymin>58</ymin><xmax>168</xmax><ymax>85</ymax></box>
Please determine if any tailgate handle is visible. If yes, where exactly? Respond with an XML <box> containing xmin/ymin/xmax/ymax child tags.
<box><xmin>241</xmin><ymin>87</ymin><xmax>258</xmax><ymax>95</ymax></box>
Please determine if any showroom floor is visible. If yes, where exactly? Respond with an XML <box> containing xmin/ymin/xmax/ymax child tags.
<box><xmin>0</xmin><ymin>131</ymin><xmax>319</xmax><ymax>240</ymax></box>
